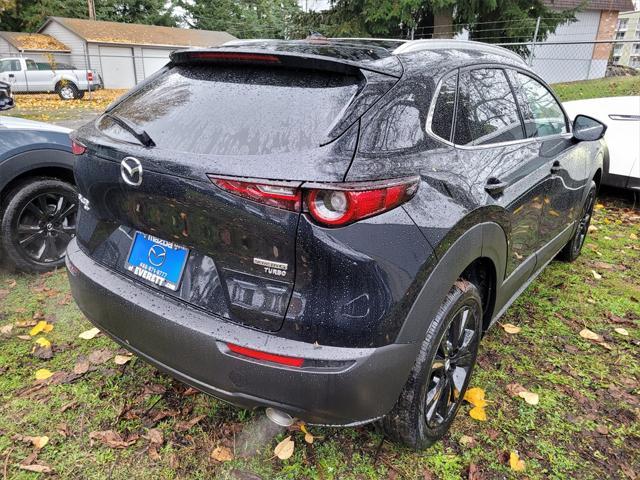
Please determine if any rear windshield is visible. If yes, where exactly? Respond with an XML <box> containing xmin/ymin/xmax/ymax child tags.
<box><xmin>99</xmin><ymin>65</ymin><xmax>360</xmax><ymax>155</ymax></box>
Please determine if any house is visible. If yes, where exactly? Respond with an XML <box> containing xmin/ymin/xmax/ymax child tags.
<box><xmin>0</xmin><ymin>32</ymin><xmax>70</xmax><ymax>64</ymax></box>
<box><xmin>613</xmin><ymin>10</ymin><xmax>640</xmax><ymax>69</ymax></box>
<box><xmin>37</xmin><ymin>17</ymin><xmax>236</xmax><ymax>88</ymax></box>
<box><xmin>529</xmin><ymin>0</ymin><xmax>635</xmax><ymax>83</ymax></box>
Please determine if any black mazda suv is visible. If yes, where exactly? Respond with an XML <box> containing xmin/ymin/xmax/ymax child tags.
<box><xmin>67</xmin><ymin>39</ymin><xmax>605</xmax><ymax>448</ymax></box>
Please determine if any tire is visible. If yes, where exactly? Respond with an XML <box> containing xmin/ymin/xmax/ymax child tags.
<box><xmin>558</xmin><ymin>181</ymin><xmax>597</xmax><ymax>262</ymax></box>
<box><xmin>382</xmin><ymin>280</ymin><xmax>483</xmax><ymax>449</ymax></box>
<box><xmin>1</xmin><ymin>177</ymin><xmax>77</xmax><ymax>273</ymax></box>
<box><xmin>56</xmin><ymin>82</ymin><xmax>81</xmax><ymax>100</ymax></box>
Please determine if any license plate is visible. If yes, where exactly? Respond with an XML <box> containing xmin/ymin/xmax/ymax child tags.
<box><xmin>125</xmin><ymin>232</ymin><xmax>189</xmax><ymax>291</ymax></box>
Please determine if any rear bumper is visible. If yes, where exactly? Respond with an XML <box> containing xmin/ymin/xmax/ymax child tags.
<box><xmin>66</xmin><ymin>240</ymin><xmax>418</xmax><ymax>425</ymax></box>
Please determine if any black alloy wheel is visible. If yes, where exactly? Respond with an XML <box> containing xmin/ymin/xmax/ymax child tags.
<box><xmin>1</xmin><ymin>178</ymin><xmax>77</xmax><ymax>272</ymax></box>
<box><xmin>559</xmin><ymin>181</ymin><xmax>597</xmax><ymax>262</ymax></box>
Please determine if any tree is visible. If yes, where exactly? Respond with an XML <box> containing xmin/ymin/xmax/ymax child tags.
<box><xmin>293</xmin><ymin>0</ymin><xmax>578</xmax><ymax>43</ymax></box>
<box><xmin>0</xmin><ymin>0</ymin><xmax>177</xmax><ymax>32</ymax></box>
<box><xmin>179</xmin><ymin>0</ymin><xmax>301</xmax><ymax>39</ymax></box>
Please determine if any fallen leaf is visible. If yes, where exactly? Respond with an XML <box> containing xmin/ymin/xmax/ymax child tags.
<box><xmin>35</xmin><ymin>369</ymin><xmax>53</xmax><ymax>380</ymax></box>
<box><xmin>34</xmin><ymin>337</ymin><xmax>51</xmax><ymax>348</ymax></box>
<box><xmin>459</xmin><ymin>435</ymin><xmax>476</xmax><ymax>448</ymax></box>
<box><xmin>464</xmin><ymin>387</ymin><xmax>487</xmax><ymax>407</ymax></box>
<box><xmin>509</xmin><ymin>451</ymin><xmax>525</xmax><ymax>472</ymax></box>
<box><xmin>630</xmin><ymin>233</ymin><xmax>638</xmax><ymax>240</ymax></box>
<box><xmin>73</xmin><ymin>357</ymin><xmax>91</xmax><ymax>375</ymax></box>
<box><xmin>146</xmin><ymin>428</ymin><xmax>163</xmax><ymax>446</ymax></box>
<box><xmin>506</xmin><ymin>383</ymin><xmax>527</xmax><ymax>397</ymax></box>
<box><xmin>89</xmin><ymin>430</ymin><xmax>138</xmax><ymax>448</ymax></box>
<box><xmin>13</xmin><ymin>434</ymin><xmax>49</xmax><ymax>449</ymax></box>
<box><xmin>78</xmin><ymin>327</ymin><xmax>100</xmax><ymax>340</ymax></box>
<box><xmin>32</xmin><ymin>337</ymin><xmax>53</xmax><ymax>360</ymax></box>
<box><xmin>300</xmin><ymin>423</ymin><xmax>314</xmax><ymax>444</ymax></box>
<box><xmin>211</xmin><ymin>445</ymin><xmax>234</xmax><ymax>462</ymax></box>
<box><xmin>0</xmin><ymin>324</ymin><xmax>13</xmax><ymax>336</ymax></box>
<box><xmin>467</xmin><ymin>463</ymin><xmax>483</xmax><ymax>480</ymax></box>
<box><xmin>88</xmin><ymin>349</ymin><xmax>113</xmax><ymax>365</ymax></box>
<box><xmin>114</xmin><ymin>354</ymin><xmax>133</xmax><ymax>365</ymax></box>
<box><xmin>17</xmin><ymin>335</ymin><xmax>31</xmax><ymax>340</ymax></box>
<box><xmin>591</xmin><ymin>270</ymin><xmax>602</xmax><ymax>280</ymax></box>
<box><xmin>175</xmin><ymin>415</ymin><xmax>206</xmax><ymax>432</ymax></box>
<box><xmin>594</xmin><ymin>203</ymin><xmax>604</xmax><ymax>210</ymax></box>
<box><xmin>587</xmin><ymin>225</ymin><xmax>598</xmax><ymax>232</ymax></box>
<box><xmin>614</xmin><ymin>327</ymin><xmax>629</xmax><ymax>336</ymax></box>
<box><xmin>518</xmin><ymin>390</ymin><xmax>540</xmax><ymax>405</ymax></box>
<box><xmin>29</xmin><ymin>320</ymin><xmax>53</xmax><ymax>336</ymax></box>
<box><xmin>501</xmin><ymin>323</ymin><xmax>521</xmax><ymax>334</ymax></box>
<box><xmin>469</xmin><ymin>406</ymin><xmax>487</xmax><ymax>421</ymax></box>
<box><xmin>274</xmin><ymin>435</ymin><xmax>294</xmax><ymax>460</ymax></box>
<box><xmin>579</xmin><ymin>328</ymin><xmax>603</xmax><ymax>342</ymax></box>
<box><xmin>18</xmin><ymin>464</ymin><xmax>52</xmax><ymax>474</ymax></box>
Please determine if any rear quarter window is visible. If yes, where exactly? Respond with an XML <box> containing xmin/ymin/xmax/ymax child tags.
<box><xmin>431</xmin><ymin>73</ymin><xmax>457</xmax><ymax>142</ymax></box>
<box><xmin>99</xmin><ymin>65</ymin><xmax>360</xmax><ymax>156</ymax></box>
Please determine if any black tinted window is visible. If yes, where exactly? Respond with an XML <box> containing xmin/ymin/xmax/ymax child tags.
<box><xmin>454</xmin><ymin>68</ymin><xmax>524</xmax><ymax>146</ymax></box>
<box><xmin>431</xmin><ymin>73</ymin><xmax>457</xmax><ymax>142</ymax></box>
<box><xmin>512</xmin><ymin>72</ymin><xmax>567</xmax><ymax>138</ymax></box>
<box><xmin>100</xmin><ymin>65</ymin><xmax>359</xmax><ymax>155</ymax></box>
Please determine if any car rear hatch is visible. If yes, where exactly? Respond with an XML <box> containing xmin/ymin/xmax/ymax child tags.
<box><xmin>72</xmin><ymin>46</ymin><xmax>402</xmax><ymax>332</ymax></box>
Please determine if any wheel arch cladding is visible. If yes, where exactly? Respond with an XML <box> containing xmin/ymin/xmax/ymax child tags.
<box><xmin>396</xmin><ymin>222</ymin><xmax>507</xmax><ymax>343</ymax></box>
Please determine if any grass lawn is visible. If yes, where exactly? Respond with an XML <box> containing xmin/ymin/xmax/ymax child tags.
<box><xmin>553</xmin><ymin>75</ymin><xmax>640</xmax><ymax>102</ymax></box>
<box><xmin>0</xmin><ymin>194</ymin><xmax>638</xmax><ymax>480</ymax></box>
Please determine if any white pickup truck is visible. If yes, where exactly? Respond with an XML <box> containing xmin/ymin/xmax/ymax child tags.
<box><xmin>0</xmin><ymin>57</ymin><xmax>102</xmax><ymax>100</ymax></box>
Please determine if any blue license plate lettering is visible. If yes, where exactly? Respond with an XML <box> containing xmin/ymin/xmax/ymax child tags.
<box><xmin>125</xmin><ymin>233</ymin><xmax>189</xmax><ymax>291</ymax></box>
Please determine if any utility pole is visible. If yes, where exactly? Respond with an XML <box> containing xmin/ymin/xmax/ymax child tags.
<box><xmin>529</xmin><ymin>16</ymin><xmax>541</xmax><ymax>66</ymax></box>
<box><xmin>87</xmin><ymin>0</ymin><xmax>96</xmax><ymax>20</ymax></box>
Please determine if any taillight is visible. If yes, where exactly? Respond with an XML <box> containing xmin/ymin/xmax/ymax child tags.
<box><xmin>71</xmin><ymin>140</ymin><xmax>86</xmax><ymax>155</ymax></box>
<box><xmin>87</xmin><ymin>71</ymin><xmax>94</xmax><ymax>82</ymax></box>
<box><xmin>305</xmin><ymin>177</ymin><xmax>420</xmax><ymax>227</ymax></box>
<box><xmin>209</xmin><ymin>177</ymin><xmax>302</xmax><ymax>211</ymax></box>
<box><xmin>209</xmin><ymin>175</ymin><xmax>419</xmax><ymax>227</ymax></box>
<box><xmin>227</xmin><ymin>343</ymin><xmax>304</xmax><ymax>367</ymax></box>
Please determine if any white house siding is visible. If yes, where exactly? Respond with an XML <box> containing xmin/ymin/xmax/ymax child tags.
<box><xmin>531</xmin><ymin>10</ymin><xmax>602</xmax><ymax>83</ymax></box>
<box><xmin>141</xmin><ymin>47</ymin><xmax>172</xmax><ymax>78</ymax></box>
<box><xmin>0</xmin><ymin>39</ymin><xmax>18</xmax><ymax>56</ymax></box>
<box><xmin>39</xmin><ymin>21</ymin><xmax>88</xmax><ymax>71</ymax></box>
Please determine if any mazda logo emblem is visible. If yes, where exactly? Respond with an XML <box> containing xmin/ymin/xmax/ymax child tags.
<box><xmin>121</xmin><ymin>157</ymin><xmax>143</xmax><ymax>186</ymax></box>
<box><xmin>148</xmin><ymin>245</ymin><xmax>166</xmax><ymax>267</ymax></box>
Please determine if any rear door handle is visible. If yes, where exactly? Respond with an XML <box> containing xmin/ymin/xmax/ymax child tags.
<box><xmin>550</xmin><ymin>161</ymin><xmax>561</xmax><ymax>174</ymax></box>
<box><xmin>485</xmin><ymin>177</ymin><xmax>508</xmax><ymax>196</ymax></box>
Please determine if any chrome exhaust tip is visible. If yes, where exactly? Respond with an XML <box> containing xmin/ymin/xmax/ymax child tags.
<box><xmin>265</xmin><ymin>407</ymin><xmax>294</xmax><ymax>427</ymax></box>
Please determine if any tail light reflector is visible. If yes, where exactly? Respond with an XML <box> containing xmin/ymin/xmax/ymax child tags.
<box><xmin>71</xmin><ymin>140</ymin><xmax>86</xmax><ymax>155</ymax></box>
<box><xmin>227</xmin><ymin>343</ymin><xmax>304</xmax><ymax>367</ymax></box>
<box><xmin>209</xmin><ymin>175</ymin><xmax>419</xmax><ymax>227</ymax></box>
<box><xmin>87</xmin><ymin>71</ymin><xmax>94</xmax><ymax>82</ymax></box>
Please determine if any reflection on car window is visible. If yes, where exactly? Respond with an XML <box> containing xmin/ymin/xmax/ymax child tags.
<box><xmin>454</xmin><ymin>68</ymin><xmax>524</xmax><ymax>146</ymax></box>
<box><xmin>431</xmin><ymin>73</ymin><xmax>457</xmax><ymax>142</ymax></box>
<box><xmin>514</xmin><ymin>72</ymin><xmax>567</xmax><ymax>138</ymax></box>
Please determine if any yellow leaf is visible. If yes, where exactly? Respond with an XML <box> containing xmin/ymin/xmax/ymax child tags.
<box><xmin>29</xmin><ymin>321</ymin><xmax>53</xmax><ymax>336</ymax></box>
<box><xmin>579</xmin><ymin>328</ymin><xmax>603</xmax><ymax>342</ymax></box>
<box><xmin>469</xmin><ymin>406</ymin><xmax>487</xmax><ymax>421</ymax></box>
<box><xmin>32</xmin><ymin>436</ymin><xmax>49</xmax><ymax>449</ymax></box>
<box><xmin>274</xmin><ymin>436</ymin><xmax>295</xmax><ymax>460</ymax></box>
<box><xmin>114</xmin><ymin>354</ymin><xmax>133</xmax><ymax>365</ymax></box>
<box><xmin>591</xmin><ymin>270</ymin><xmax>602</xmax><ymax>280</ymax></box>
<box><xmin>630</xmin><ymin>233</ymin><xmax>638</xmax><ymax>240</ymax></box>
<box><xmin>210</xmin><ymin>446</ymin><xmax>233</xmax><ymax>462</ymax></box>
<box><xmin>509</xmin><ymin>451</ymin><xmax>526</xmax><ymax>472</ymax></box>
<box><xmin>594</xmin><ymin>203</ymin><xmax>605</xmax><ymax>210</ymax></box>
<box><xmin>614</xmin><ymin>327</ymin><xmax>629</xmax><ymax>336</ymax></box>
<box><xmin>35</xmin><ymin>369</ymin><xmax>53</xmax><ymax>380</ymax></box>
<box><xmin>78</xmin><ymin>327</ymin><xmax>100</xmax><ymax>340</ymax></box>
<box><xmin>501</xmin><ymin>323</ymin><xmax>521</xmax><ymax>334</ymax></box>
<box><xmin>518</xmin><ymin>391</ymin><xmax>539</xmax><ymax>405</ymax></box>
<box><xmin>300</xmin><ymin>424</ymin><xmax>314</xmax><ymax>444</ymax></box>
<box><xmin>35</xmin><ymin>337</ymin><xmax>51</xmax><ymax>348</ymax></box>
<box><xmin>464</xmin><ymin>387</ymin><xmax>486</xmax><ymax>407</ymax></box>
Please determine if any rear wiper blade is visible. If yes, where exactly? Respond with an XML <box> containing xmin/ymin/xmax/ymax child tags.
<box><xmin>104</xmin><ymin>112</ymin><xmax>155</xmax><ymax>147</ymax></box>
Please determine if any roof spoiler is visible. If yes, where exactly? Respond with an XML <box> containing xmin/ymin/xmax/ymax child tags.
<box><xmin>170</xmin><ymin>48</ymin><xmax>402</xmax><ymax>78</ymax></box>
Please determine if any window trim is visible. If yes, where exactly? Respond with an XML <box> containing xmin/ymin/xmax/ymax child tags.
<box><xmin>426</xmin><ymin>63</ymin><xmax>573</xmax><ymax>150</ymax></box>
<box><xmin>426</xmin><ymin>68</ymin><xmax>459</xmax><ymax>144</ymax></box>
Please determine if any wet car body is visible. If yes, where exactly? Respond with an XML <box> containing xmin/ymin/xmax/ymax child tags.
<box><xmin>67</xmin><ymin>39</ymin><xmax>604</xmax><ymax>428</ymax></box>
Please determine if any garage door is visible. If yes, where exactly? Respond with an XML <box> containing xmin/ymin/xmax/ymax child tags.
<box><xmin>99</xmin><ymin>46</ymin><xmax>136</xmax><ymax>89</ymax></box>
<box><xmin>142</xmin><ymin>48</ymin><xmax>172</xmax><ymax>78</ymax></box>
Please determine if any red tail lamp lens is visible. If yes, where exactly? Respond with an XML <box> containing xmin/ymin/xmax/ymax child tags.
<box><xmin>227</xmin><ymin>343</ymin><xmax>304</xmax><ymax>367</ymax></box>
<box><xmin>87</xmin><ymin>71</ymin><xmax>94</xmax><ymax>82</ymax></box>
<box><xmin>187</xmin><ymin>52</ymin><xmax>281</xmax><ymax>63</ymax></box>
<box><xmin>210</xmin><ymin>177</ymin><xmax>302</xmax><ymax>211</ymax></box>
<box><xmin>71</xmin><ymin>140</ymin><xmax>86</xmax><ymax>155</ymax></box>
<box><xmin>306</xmin><ymin>179</ymin><xmax>419</xmax><ymax>227</ymax></box>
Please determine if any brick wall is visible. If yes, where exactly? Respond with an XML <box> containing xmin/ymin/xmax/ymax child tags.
<box><xmin>593</xmin><ymin>10</ymin><xmax>618</xmax><ymax>60</ymax></box>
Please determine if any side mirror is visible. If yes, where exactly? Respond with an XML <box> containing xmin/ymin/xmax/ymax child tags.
<box><xmin>573</xmin><ymin>114</ymin><xmax>607</xmax><ymax>142</ymax></box>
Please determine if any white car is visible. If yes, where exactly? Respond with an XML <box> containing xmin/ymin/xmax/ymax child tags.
<box><xmin>563</xmin><ymin>96</ymin><xmax>640</xmax><ymax>191</ymax></box>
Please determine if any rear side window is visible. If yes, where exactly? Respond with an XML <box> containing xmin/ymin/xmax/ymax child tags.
<box><xmin>454</xmin><ymin>68</ymin><xmax>524</xmax><ymax>146</ymax></box>
<box><xmin>26</xmin><ymin>59</ymin><xmax>38</xmax><ymax>71</ymax></box>
<box><xmin>99</xmin><ymin>65</ymin><xmax>360</xmax><ymax>155</ymax></box>
<box><xmin>431</xmin><ymin>73</ymin><xmax>457</xmax><ymax>142</ymax></box>
<box><xmin>512</xmin><ymin>72</ymin><xmax>567</xmax><ymax>138</ymax></box>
